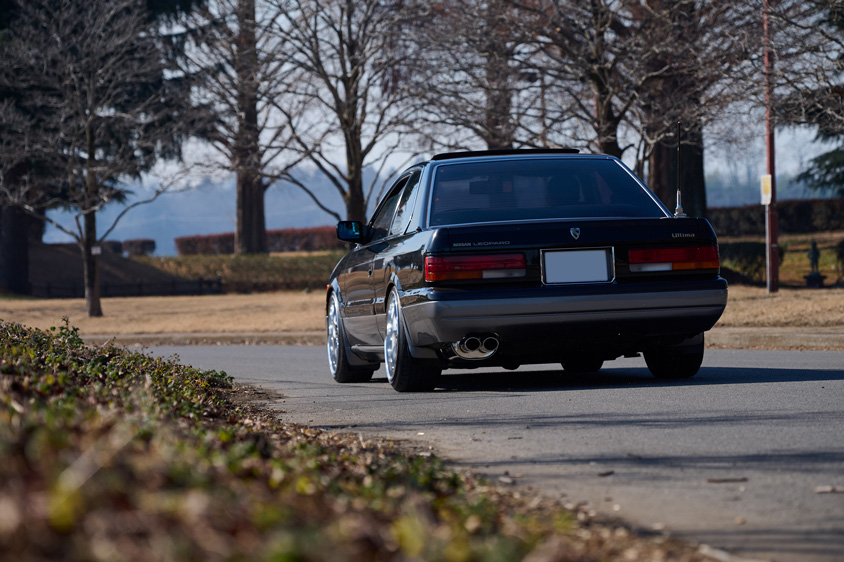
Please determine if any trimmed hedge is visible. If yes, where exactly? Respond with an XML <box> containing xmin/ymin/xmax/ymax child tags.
<box><xmin>719</xmin><ymin>241</ymin><xmax>786</xmax><ymax>283</ymax></box>
<box><xmin>122</xmin><ymin>238</ymin><xmax>156</xmax><ymax>256</ymax></box>
<box><xmin>708</xmin><ymin>198</ymin><xmax>844</xmax><ymax>237</ymax></box>
<box><xmin>175</xmin><ymin>226</ymin><xmax>344</xmax><ymax>255</ymax></box>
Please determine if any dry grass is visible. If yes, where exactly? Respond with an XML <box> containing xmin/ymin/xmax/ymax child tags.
<box><xmin>2</xmin><ymin>285</ymin><xmax>842</xmax><ymax>337</ymax></box>
<box><xmin>717</xmin><ymin>285</ymin><xmax>844</xmax><ymax>327</ymax></box>
<box><xmin>0</xmin><ymin>291</ymin><xmax>327</xmax><ymax>335</ymax></box>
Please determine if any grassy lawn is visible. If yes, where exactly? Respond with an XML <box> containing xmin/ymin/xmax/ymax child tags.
<box><xmin>717</xmin><ymin>285</ymin><xmax>844</xmax><ymax>327</ymax></box>
<box><xmin>0</xmin><ymin>321</ymin><xmax>715</xmax><ymax>561</ymax></box>
<box><xmin>1</xmin><ymin>285</ymin><xmax>843</xmax><ymax>339</ymax></box>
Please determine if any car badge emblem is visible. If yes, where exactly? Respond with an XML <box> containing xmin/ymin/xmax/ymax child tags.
<box><xmin>570</xmin><ymin>227</ymin><xmax>581</xmax><ymax>240</ymax></box>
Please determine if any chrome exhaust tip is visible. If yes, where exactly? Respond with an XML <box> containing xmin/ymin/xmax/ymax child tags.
<box><xmin>461</xmin><ymin>337</ymin><xmax>481</xmax><ymax>353</ymax></box>
<box><xmin>452</xmin><ymin>335</ymin><xmax>499</xmax><ymax>360</ymax></box>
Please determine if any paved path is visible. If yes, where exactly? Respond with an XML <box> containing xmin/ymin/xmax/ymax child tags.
<box><xmin>90</xmin><ymin>326</ymin><xmax>844</xmax><ymax>349</ymax></box>
<box><xmin>148</xmin><ymin>345</ymin><xmax>844</xmax><ymax>562</ymax></box>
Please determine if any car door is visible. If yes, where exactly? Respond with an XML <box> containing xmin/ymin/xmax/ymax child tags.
<box><xmin>371</xmin><ymin>170</ymin><xmax>424</xmax><ymax>338</ymax></box>
<box><xmin>340</xmin><ymin>176</ymin><xmax>409</xmax><ymax>346</ymax></box>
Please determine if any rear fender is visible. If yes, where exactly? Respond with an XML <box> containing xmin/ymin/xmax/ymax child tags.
<box><xmin>387</xmin><ymin>278</ymin><xmax>440</xmax><ymax>361</ymax></box>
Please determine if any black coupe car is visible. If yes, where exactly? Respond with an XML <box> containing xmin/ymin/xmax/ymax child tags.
<box><xmin>326</xmin><ymin>149</ymin><xmax>728</xmax><ymax>392</ymax></box>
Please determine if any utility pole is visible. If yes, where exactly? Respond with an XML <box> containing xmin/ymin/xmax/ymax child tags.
<box><xmin>763</xmin><ymin>0</ymin><xmax>779</xmax><ymax>293</ymax></box>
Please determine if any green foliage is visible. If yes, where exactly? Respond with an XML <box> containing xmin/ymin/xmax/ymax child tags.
<box><xmin>797</xmin><ymin>148</ymin><xmax>844</xmax><ymax>197</ymax></box>
<box><xmin>135</xmin><ymin>251</ymin><xmax>345</xmax><ymax>293</ymax></box>
<box><xmin>1</xmin><ymin>320</ymin><xmax>700</xmax><ymax>561</ymax></box>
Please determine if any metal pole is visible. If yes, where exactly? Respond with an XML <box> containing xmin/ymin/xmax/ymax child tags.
<box><xmin>763</xmin><ymin>0</ymin><xmax>779</xmax><ymax>293</ymax></box>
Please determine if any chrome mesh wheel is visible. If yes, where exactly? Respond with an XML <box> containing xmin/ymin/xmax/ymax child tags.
<box><xmin>327</xmin><ymin>293</ymin><xmax>341</xmax><ymax>375</ymax></box>
<box><xmin>385</xmin><ymin>291</ymin><xmax>400</xmax><ymax>384</ymax></box>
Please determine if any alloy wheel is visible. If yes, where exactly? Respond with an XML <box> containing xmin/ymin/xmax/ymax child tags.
<box><xmin>384</xmin><ymin>291</ymin><xmax>399</xmax><ymax>383</ymax></box>
<box><xmin>326</xmin><ymin>294</ymin><xmax>341</xmax><ymax>375</ymax></box>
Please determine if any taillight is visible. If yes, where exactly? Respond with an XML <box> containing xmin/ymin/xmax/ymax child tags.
<box><xmin>628</xmin><ymin>245</ymin><xmax>719</xmax><ymax>272</ymax></box>
<box><xmin>424</xmin><ymin>254</ymin><xmax>526</xmax><ymax>281</ymax></box>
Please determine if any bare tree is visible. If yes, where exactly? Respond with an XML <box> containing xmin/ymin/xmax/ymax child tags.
<box><xmin>0</xmin><ymin>0</ymin><xmax>192</xmax><ymax>316</ymax></box>
<box><xmin>267</xmin><ymin>0</ymin><xmax>427</xmax><ymax>223</ymax></box>
<box><xmin>766</xmin><ymin>0</ymin><xmax>844</xmax><ymax>196</ymax></box>
<box><xmin>174</xmin><ymin>0</ymin><xmax>308</xmax><ymax>253</ymax></box>
<box><xmin>409</xmin><ymin>0</ymin><xmax>537</xmax><ymax>151</ymax></box>
<box><xmin>511</xmin><ymin>0</ymin><xmax>758</xmax><ymax>216</ymax></box>
<box><xmin>628</xmin><ymin>1</ymin><xmax>758</xmax><ymax>217</ymax></box>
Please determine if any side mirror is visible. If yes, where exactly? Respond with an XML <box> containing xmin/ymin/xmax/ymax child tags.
<box><xmin>336</xmin><ymin>220</ymin><xmax>364</xmax><ymax>242</ymax></box>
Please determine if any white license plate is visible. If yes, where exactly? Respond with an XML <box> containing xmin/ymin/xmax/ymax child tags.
<box><xmin>542</xmin><ymin>249</ymin><xmax>613</xmax><ymax>284</ymax></box>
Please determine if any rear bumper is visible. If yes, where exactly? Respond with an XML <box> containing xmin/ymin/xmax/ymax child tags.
<box><xmin>402</xmin><ymin>282</ymin><xmax>728</xmax><ymax>358</ymax></box>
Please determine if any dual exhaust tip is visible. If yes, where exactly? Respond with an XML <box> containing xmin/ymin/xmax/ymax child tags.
<box><xmin>452</xmin><ymin>335</ymin><xmax>499</xmax><ymax>360</ymax></box>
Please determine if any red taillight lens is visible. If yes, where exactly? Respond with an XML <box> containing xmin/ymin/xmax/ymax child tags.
<box><xmin>425</xmin><ymin>254</ymin><xmax>526</xmax><ymax>281</ymax></box>
<box><xmin>629</xmin><ymin>245</ymin><xmax>719</xmax><ymax>272</ymax></box>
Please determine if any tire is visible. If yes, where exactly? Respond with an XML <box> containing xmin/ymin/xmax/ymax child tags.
<box><xmin>326</xmin><ymin>292</ymin><xmax>376</xmax><ymax>383</ymax></box>
<box><xmin>562</xmin><ymin>357</ymin><xmax>604</xmax><ymax>374</ymax></box>
<box><xmin>384</xmin><ymin>287</ymin><xmax>441</xmax><ymax>392</ymax></box>
<box><xmin>644</xmin><ymin>333</ymin><xmax>705</xmax><ymax>379</ymax></box>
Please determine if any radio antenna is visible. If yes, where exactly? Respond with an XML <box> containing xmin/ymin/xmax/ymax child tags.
<box><xmin>674</xmin><ymin>121</ymin><xmax>686</xmax><ymax>218</ymax></box>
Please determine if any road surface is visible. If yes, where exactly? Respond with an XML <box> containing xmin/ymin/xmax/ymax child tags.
<box><xmin>149</xmin><ymin>345</ymin><xmax>844</xmax><ymax>562</ymax></box>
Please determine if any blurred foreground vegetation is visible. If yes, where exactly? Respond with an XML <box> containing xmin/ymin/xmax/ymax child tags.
<box><xmin>0</xmin><ymin>321</ymin><xmax>714</xmax><ymax>561</ymax></box>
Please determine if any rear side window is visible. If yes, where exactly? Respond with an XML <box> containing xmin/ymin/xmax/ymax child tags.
<box><xmin>429</xmin><ymin>158</ymin><xmax>666</xmax><ymax>227</ymax></box>
<box><xmin>389</xmin><ymin>171</ymin><xmax>421</xmax><ymax>236</ymax></box>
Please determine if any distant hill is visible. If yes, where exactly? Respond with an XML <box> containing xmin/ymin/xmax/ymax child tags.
<box><xmin>43</xmin><ymin>167</ymin><xmax>392</xmax><ymax>256</ymax></box>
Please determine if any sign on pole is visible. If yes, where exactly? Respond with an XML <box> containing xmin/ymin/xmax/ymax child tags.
<box><xmin>760</xmin><ymin>174</ymin><xmax>772</xmax><ymax>206</ymax></box>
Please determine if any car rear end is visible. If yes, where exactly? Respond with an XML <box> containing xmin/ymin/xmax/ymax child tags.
<box><xmin>402</xmin><ymin>153</ymin><xmax>727</xmax><ymax>369</ymax></box>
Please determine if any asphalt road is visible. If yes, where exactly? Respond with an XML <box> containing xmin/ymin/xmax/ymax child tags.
<box><xmin>149</xmin><ymin>345</ymin><xmax>844</xmax><ymax>562</ymax></box>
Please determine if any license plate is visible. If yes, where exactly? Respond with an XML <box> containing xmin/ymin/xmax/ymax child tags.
<box><xmin>542</xmin><ymin>248</ymin><xmax>613</xmax><ymax>284</ymax></box>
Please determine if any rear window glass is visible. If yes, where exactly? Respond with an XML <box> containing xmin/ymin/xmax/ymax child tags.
<box><xmin>429</xmin><ymin>158</ymin><xmax>666</xmax><ymax>227</ymax></box>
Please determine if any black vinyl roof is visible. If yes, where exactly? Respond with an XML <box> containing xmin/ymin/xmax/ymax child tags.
<box><xmin>431</xmin><ymin>148</ymin><xmax>580</xmax><ymax>161</ymax></box>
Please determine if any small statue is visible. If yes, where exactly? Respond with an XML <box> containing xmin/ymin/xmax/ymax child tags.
<box><xmin>808</xmin><ymin>241</ymin><xmax>820</xmax><ymax>274</ymax></box>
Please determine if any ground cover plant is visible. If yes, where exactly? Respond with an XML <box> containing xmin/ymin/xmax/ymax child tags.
<box><xmin>0</xmin><ymin>320</ymin><xmax>717</xmax><ymax>562</ymax></box>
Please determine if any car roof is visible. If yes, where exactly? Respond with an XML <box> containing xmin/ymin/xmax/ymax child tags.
<box><xmin>430</xmin><ymin>148</ymin><xmax>582</xmax><ymax>161</ymax></box>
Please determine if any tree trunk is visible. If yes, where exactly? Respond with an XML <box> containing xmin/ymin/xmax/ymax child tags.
<box><xmin>594</xmin><ymin>94</ymin><xmax>623</xmax><ymax>158</ymax></box>
<box><xmin>648</xmin><ymin>123</ymin><xmax>707</xmax><ymax>218</ymax></box>
<box><xmin>0</xmin><ymin>205</ymin><xmax>30</xmax><ymax>295</ymax></box>
<box><xmin>648</xmin><ymin>138</ymin><xmax>676</xmax><ymax>210</ymax></box>
<box><xmin>234</xmin><ymin>0</ymin><xmax>266</xmax><ymax>255</ymax></box>
<box><xmin>82</xmin><ymin>210</ymin><xmax>102</xmax><ymax>317</ymax></box>
<box><xmin>484</xmin><ymin>39</ymin><xmax>514</xmax><ymax>150</ymax></box>
<box><xmin>84</xmin><ymin>116</ymin><xmax>103</xmax><ymax>317</ymax></box>
<box><xmin>681</xmin><ymin>124</ymin><xmax>707</xmax><ymax>219</ymax></box>
<box><xmin>345</xmin><ymin>154</ymin><xmax>366</xmax><ymax>223</ymax></box>
<box><xmin>236</xmin><ymin>171</ymin><xmax>267</xmax><ymax>253</ymax></box>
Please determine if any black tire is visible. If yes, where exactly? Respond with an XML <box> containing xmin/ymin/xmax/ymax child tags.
<box><xmin>644</xmin><ymin>333</ymin><xmax>705</xmax><ymax>379</ymax></box>
<box><xmin>562</xmin><ymin>357</ymin><xmax>604</xmax><ymax>374</ymax></box>
<box><xmin>327</xmin><ymin>292</ymin><xmax>376</xmax><ymax>383</ymax></box>
<box><xmin>384</xmin><ymin>288</ymin><xmax>441</xmax><ymax>392</ymax></box>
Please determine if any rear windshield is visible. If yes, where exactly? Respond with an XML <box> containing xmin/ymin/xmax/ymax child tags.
<box><xmin>428</xmin><ymin>158</ymin><xmax>666</xmax><ymax>227</ymax></box>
